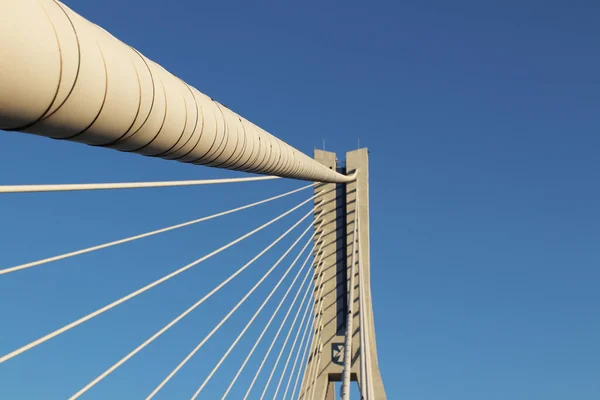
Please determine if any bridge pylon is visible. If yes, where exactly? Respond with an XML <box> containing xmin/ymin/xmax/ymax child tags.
<box><xmin>299</xmin><ymin>148</ymin><xmax>386</xmax><ymax>399</ymax></box>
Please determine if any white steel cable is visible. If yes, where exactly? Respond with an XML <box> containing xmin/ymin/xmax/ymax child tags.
<box><xmin>358</xmin><ymin>240</ymin><xmax>369</xmax><ymax>400</ymax></box>
<box><xmin>279</xmin><ymin>295</ymin><xmax>316</xmax><ymax>400</ymax></box>
<box><xmin>301</xmin><ymin>326</ymin><xmax>322</xmax><ymax>399</ymax></box>
<box><xmin>299</xmin><ymin>257</ymin><xmax>326</xmax><ymax>394</ymax></box>
<box><xmin>299</xmin><ymin>327</ymin><xmax>318</xmax><ymax>400</ymax></box>
<box><xmin>301</xmin><ymin>249</ymin><xmax>329</xmax><ymax>400</ymax></box>
<box><xmin>69</xmin><ymin>210</ymin><xmax>319</xmax><ymax>400</ymax></box>
<box><xmin>147</xmin><ymin>218</ymin><xmax>317</xmax><ymax>399</ymax></box>
<box><xmin>210</xmin><ymin>228</ymin><xmax>322</xmax><ymax>400</ymax></box>
<box><xmin>299</xmin><ymin>311</ymin><xmax>321</xmax><ymax>399</ymax></box>
<box><xmin>290</xmin><ymin>309</ymin><xmax>316</xmax><ymax>400</ymax></box>
<box><xmin>221</xmin><ymin>234</ymin><xmax>326</xmax><ymax>400</ymax></box>
<box><xmin>273</xmin><ymin>290</ymin><xmax>312</xmax><ymax>400</ymax></box>
<box><xmin>0</xmin><ymin>184</ymin><xmax>315</xmax><ymax>276</ymax></box>
<box><xmin>307</xmin><ymin>271</ymin><xmax>331</xmax><ymax>400</ymax></box>
<box><xmin>243</xmin><ymin>288</ymin><xmax>313</xmax><ymax>400</ymax></box>
<box><xmin>0</xmin><ymin>176</ymin><xmax>279</xmax><ymax>193</ymax></box>
<box><xmin>358</xmin><ymin>215</ymin><xmax>369</xmax><ymax>399</ymax></box>
<box><xmin>0</xmin><ymin>193</ymin><xmax>321</xmax><ymax>366</ymax></box>
<box><xmin>243</xmin><ymin>241</ymin><xmax>327</xmax><ymax>400</ymax></box>
<box><xmin>296</xmin><ymin>207</ymin><xmax>333</xmax><ymax>399</ymax></box>
<box><xmin>220</xmin><ymin>271</ymin><xmax>310</xmax><ymax>399</ymax></box>
<box><xmin>341</xmin><ymin>195</ymin><xmax>359</xmax><ymax>400</ymax></box>
<box><xmin>272</xmin><ymin>283</ymin><xmax>317</xmax><ymax>400</ymax></box>
<box><xmin>190</xmin><ymin>227</ymin><xmax>319</xmax><ymax>399</ymax></box>
<box><xmin>358</xmin><ymin>218</ymin><xmax>375</xmax><ymax>400</ymax></box>
<box><xmin>295</xmin><ymin>277</ymin><xmax>324</xmax><ymax>398</ymax></box>
<box><xmin>308</xmin><ymin>340</ymin><xmax>324</xmax><ymax>400</ymax></box>
<box><xmin>258</xmin><ymin>277</ymin><xmax>316</xmax><ymax>400</ymax></box>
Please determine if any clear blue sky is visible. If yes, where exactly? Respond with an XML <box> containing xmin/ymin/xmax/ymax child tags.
<box><xmin>1</xmin><ymin>0</ymin><xmax>599</xmax><ymax>399</ymax></box>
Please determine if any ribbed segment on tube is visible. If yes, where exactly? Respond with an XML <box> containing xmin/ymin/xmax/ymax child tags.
<box><xmin>0</xmin><ymin>0</ymin><xmax>353</xmax><ymax>183</ymax></box>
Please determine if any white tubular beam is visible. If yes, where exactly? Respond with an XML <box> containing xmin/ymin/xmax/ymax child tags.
<box><xmin>0</xmin><ymin>0</ymin><xmax>354</xmax><ymax>184</ymax></box>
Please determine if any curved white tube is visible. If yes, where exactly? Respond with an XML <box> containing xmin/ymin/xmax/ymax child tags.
<box><xmin>0</xmin><ymin>0</ymin><xmax>354</xmax><ymax>183</ymax></box>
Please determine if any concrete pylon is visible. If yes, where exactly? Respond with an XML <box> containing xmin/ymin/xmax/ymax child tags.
<box><xmin>299</xmin><ymin>149</ymin><xmax>386</xmax><ymax>399</ymax></box>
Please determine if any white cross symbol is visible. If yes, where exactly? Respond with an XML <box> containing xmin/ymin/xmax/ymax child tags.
<box><xmin>332</xmin><ymin>343</ymin><xmax>345</xmax><ymax>365</ymax></box>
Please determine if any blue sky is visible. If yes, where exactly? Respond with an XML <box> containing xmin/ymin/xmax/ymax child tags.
<box><xmin>1</xmin><ymin>0</ymin><xmax>599</xmax><ymax>399</ymax></box>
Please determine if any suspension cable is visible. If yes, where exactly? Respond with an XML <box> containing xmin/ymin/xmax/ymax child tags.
<box><xmin>221</xmin><ymin>233</ymin><xmax>326</xmax><ymax>399</ymax></box>
<box><xmin>290</xmin><ymin>307</ymin><xmax>316</xmax><ymax>400</ymax></box>
<box><xmin>300</xmin><ymin>274</ymin><xmax>324</xmax><ymax>395</ymax></box>
<box><xmin>243</xmin><ymin>241</ymin><xmax>327</xmax><ymax>400</ymax></box>
<box><xmin>0</xmin><ymin>184</ymin><xmax>314</xmax><ymax>276</ymax></box>
<box><xmin>272</xmin><ymin>277</ymin><xmax>319</xmax><ymax>400</ymax></box>
<box><xmin>190</xmin><ymin>225</ymin><xmax>321</xmax><ymax>399</ymax></box>
<box><xmin>146</xmin><ymin>217</ymin><xmax>317</xmax><ymax>399</ymax></box>
<box><xmin>243</xmin><ymin>287</ymin><xmax>313</xmax><ymax>400</ymax></box>
<box><xmin>341</xmin><ymin>194</ymin><xmax>359</xmax><ymax>400</ymax></box>
<box><xmin>279</xmin><ymin>291</ymin><xmax>317</xmax><ymax>400</ymax></box>
<box><xmin>206</xmin><ymin>227</ymin><xmax>322</xmax><ymax>400</ymax></box>
<box><xmin>0</xmin><ymin>176</ymin><xmax>280</xmax><ymax>194</ymax></box>
<box><xmin>260</xmin><ymin>241</ymin><xmax>329</xmax><ymax>400</ymax></box>
<box><xmin>0</xmin><ymin>193</ymin><xmax>321</xmax><ymax>366</ymax></box>
<box><xmin>308</xmin><ymin>330</ymin><xmax>324</xmax><ymax>400</ymax></box>
<box><xmin>307</xmin><ymin>258</ymin><xmax>333</xmax><ymax>400</ymax></box>
<box><xmin>302</xmin><ymin>246</ymin><xmax>329</xmax><ymax>400</ymax></box>
<box><xmin>296</xmin><ymin>280</ymin><xmax>323</xmax><ymax>397</ymax></box>
<box><xmin>358</xmin><ymin>216</ymin><xmax>369</xmax><ymax>399</ymax></box>
<box><xmin>69</xmin><ymin>211</ymin><xmax>318</xmax><ymax>400</ymax></box>
<box><xmin>299</xmin><ymin>328</ymin><xmax>318</xmax><ymax>400</ymax></box>
<box><xmin>258</xmin><ymin>282</ymin><xmax>315</xmax><ymax>400</ymax></box>
<box><xmin>358</xmin><ymin>218</ymin><xmax>375</xmax><ymax>400</ymax></box>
